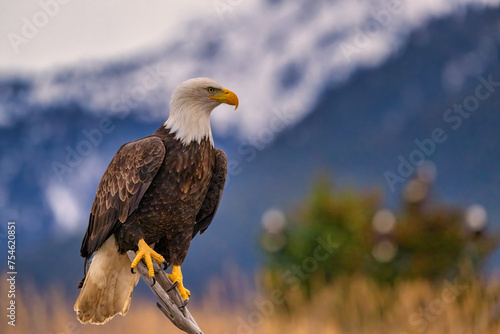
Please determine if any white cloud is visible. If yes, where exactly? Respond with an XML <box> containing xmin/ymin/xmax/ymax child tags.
<box><xmin>45</xmin><ymin>154</ymin><xmax>108</xmax><ymax>235</ymax></box>
<box><xmin>46</xmin><ymin>183</ymin><xmax>83</xmax><ymax>233</ymax></box>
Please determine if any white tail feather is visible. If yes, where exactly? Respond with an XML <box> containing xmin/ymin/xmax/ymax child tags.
<box><xmin>74</xmin><ymin>235</ymin><xmax>139</xmax><ymax>325</ymax></box>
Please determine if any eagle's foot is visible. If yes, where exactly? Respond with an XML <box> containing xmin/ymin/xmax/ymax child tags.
<box><xmin>131</xmin><ymin>239</ymin><xmax>165</xmax><ymax>277</ymax></box>
<box><xmin>167</xmin><ymin>265</ymin><xmax>190</xmax><ymax>300</ymax></box>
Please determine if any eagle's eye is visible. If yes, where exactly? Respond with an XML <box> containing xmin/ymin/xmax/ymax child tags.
<box><xmin>207</xmin><ymin>87</ymin><xmax>215</xmax><ymax>93</ymax></box>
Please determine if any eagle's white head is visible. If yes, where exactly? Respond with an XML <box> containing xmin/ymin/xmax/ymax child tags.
<box><xmin>164</xmin><ymin>77</ymin><xmax>239</xmax><ymax>146</ymax></box>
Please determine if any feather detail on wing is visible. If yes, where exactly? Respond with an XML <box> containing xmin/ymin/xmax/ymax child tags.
<box><xmin>80</xmin><ymin>136</ymin><xmax>166</xmax><ymax>259</ymax></box>
<box><xmin>193</xmin><ymin>149</ymin><xmax>227</xmax><ymax>238</ymax></box>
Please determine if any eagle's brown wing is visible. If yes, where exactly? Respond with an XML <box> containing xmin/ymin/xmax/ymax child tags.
<box><xmin>80</xmin><ymin>136</ymin><xmax>166</xmax><ymax>259</ymax></box>
<box><xmin>192</xmin><ymin>149</ymin><xmax>227</xmax><ymax>238</ymax></box>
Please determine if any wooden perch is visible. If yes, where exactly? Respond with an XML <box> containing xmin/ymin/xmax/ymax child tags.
<box><xmin>127</xmin><ymin>251</ymin><xmax>204</xmax><ymax>334</ymax></box>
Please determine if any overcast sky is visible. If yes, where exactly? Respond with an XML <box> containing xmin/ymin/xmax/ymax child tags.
<box><xmin>0</xmin><ymin>0</ymin><xmax>251</xmax><ymax>73</ymax></box>
<box><xmin>1</xmin><ymin>0</ymin><xmax>497</xmax><ymax>75</ymax></box>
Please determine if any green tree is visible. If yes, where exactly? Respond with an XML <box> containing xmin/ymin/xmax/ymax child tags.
<box><xmin>261</xmin><ymin>174</ymin><xmax>498</xmax><ymax>304</ymax></box>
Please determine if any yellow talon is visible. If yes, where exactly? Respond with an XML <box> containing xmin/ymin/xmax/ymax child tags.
<box><xmin>167</xmin><ymin>265</ymin><xmax>190</xmax><ymax>300</ymax></box>
<box><xmin>131</xmin><ymin>239</ymin><xmax>165</xmax><ymax>277</ymax></box>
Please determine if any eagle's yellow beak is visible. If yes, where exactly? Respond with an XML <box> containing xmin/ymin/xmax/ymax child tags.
<box><xmin>210</xmin><ymin>88</ymin><xmax>239</xmax><ymax>110</ymax></box>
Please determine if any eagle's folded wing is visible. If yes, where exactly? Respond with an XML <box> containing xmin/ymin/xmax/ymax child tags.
<box><xmin>80</xmin><ymin>136</ymin><xmax>166</xmax><ymax>259</ymax></box>
<box><xmin>192</xmin><ymin>149</ymin><xmax>227</xmax><ymax>238</ymax></box>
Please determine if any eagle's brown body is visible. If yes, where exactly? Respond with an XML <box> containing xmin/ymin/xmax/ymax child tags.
<box><xmin>76</xmin><ymin>126</ymin><xmax>226</xmax><ymax>325</ymax></box>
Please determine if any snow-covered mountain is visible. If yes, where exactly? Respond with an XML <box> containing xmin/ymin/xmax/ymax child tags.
<box><xmin>2</xmin><ymin>0</ymin><xmax>499</xmax><ymax>134</ymax></box>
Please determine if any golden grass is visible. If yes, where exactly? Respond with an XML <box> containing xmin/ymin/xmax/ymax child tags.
<box><xmin>1</xmin><ymin>274</ymin><xmax>500</xmax><ymax>334</ymax></box>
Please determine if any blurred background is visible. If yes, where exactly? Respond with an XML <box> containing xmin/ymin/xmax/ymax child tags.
<box><xmin>1</xmin><ymin>0</ymin><xmax>500</xmax><ymax>333</ymax></box>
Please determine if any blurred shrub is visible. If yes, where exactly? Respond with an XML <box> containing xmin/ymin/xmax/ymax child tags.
<box><xmin>261</xmin><ymin>173</ymin><xmax>498</xmax><ymax>303</ymax></box>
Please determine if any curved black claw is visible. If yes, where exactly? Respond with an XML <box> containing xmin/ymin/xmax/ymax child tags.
<box><xmin>166</xmin><ymin>281</ymin><xmax>179</xmax><ymax>292</ymax></box>
<box><xmin>179</xmin><ymin>299</ymin><xmax>189</xmax><ymax>309</ymax></box>
<box><xmin>150</xmin><ymin>277</ymin><xmax>156</xmax><ymax>287</ymax></box>
<box><xmin>161</xmin><ymin>261</ymin><xmax>169</xmax><ymax>271</ymax></box>
<box><xmin>131</xmin><ymin>267</ymin><xmax>136</xmax><ymax>274</ymax></box>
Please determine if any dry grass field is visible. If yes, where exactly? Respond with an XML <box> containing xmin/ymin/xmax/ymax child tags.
<box><xmin>2</xmin><ymin>274</ymin><xmax>500</xmax><ymax>334</ymax></box>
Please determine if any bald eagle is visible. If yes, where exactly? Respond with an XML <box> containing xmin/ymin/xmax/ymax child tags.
<box><xmin>74</xmin><ymin>78</ymin><xmax>238</xmax><ymax>325</ymax></box>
